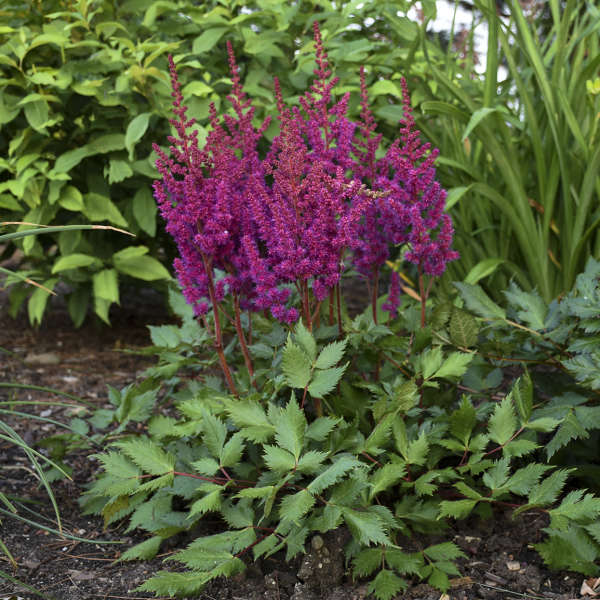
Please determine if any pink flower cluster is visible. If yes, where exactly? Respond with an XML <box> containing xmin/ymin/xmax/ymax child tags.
<box><xmin>153</xmin><ymin>23</ymin><xmax>458</xmax><ymax>323</ymax></box>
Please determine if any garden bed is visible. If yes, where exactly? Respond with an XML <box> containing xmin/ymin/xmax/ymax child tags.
<box><xmin>0</xmin><ymin>294</ymin><xmax>590</xmax><ymax>600</ymax></box>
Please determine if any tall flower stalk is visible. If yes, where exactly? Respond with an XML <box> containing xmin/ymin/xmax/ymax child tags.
<box><xmin>153</xmin><ymin>23</ymin><xmax>458</xmax><ymax>394</ymax></box>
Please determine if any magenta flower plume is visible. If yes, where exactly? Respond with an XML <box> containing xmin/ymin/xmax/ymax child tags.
<box><xmin>154</xmin><ymin>23</ymin><xmax>458</xmax><ymax>331</ymax></box>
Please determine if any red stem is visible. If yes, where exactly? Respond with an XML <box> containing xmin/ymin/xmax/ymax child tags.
<box><xmin>202</xmin><ymin>255</ymin><xmax>238</xmax><ymax>396</ymax></box>
<box><xmin>233</xmin><ymin>294</ymin><xmax>256</xmax><ymax>388</ymax></box>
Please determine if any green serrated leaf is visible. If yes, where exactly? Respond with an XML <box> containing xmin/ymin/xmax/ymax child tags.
<box><xmin>120</xmin><ymin>536</ymin><xmax>162</xmax><ymax>561</ymax></box>
<box><xmin>369</xmin><ymin>463</ymin><xmax>406</xmax><ymax>500</ymax></box>
<box><xmin>220</xmin><ymin>432</ymin><xmax>245</xmax><ymax>468</ymax></box>
<box><xmin>368</xmin><ymin>569</ymin><xmax>407</xmax><ymax>600</ymax></box>
<box><xmin>450</xmin><ymin>396</ymin><xmax>477</xmax><ymax>444</ymax></box>
<box><xmin>308</xmin><ymin>455</ymin><xmax>361</xmax><ymax>495</ymax></box>
<box><xmin>279</xmin><ymin>489</ymin><xmax>315</xmax><ymax>524</ymax></box>
<box><xmin>513</xmin><ymin>372</ymin><xmax>533</xmax><ymax>423</ymax></box>
<box><xmin>449</xmin><ymin>308</ymin><xmax>480</xmax><ymax>347</ymax></box>
<box><xmin>273</xmin><ymin>398</ymin><xmax>306</xmax><ymax>460</ymax></box>
<box><xmin>315</xmin><ymin>338</ymin><xmax>348</xmax><ymax>369</ymax></box>
<box><xmin>503</xmin><ymin>282</ymin><xmax>547</xmax><ymax>330</ymax></box>
<box><xmin>488</xmin><ymin>395</ymin><xmax>517</xmax><ymax>446</ymax></box>
<box><xmin>423</xmin><ymin>541</ymin><xmax>466</xmax><ymax>561</ymax></box>
<box><xmin>308</xmin><ymin>364</ymin><xmax>348</xmax><ymax>398</ymax></box>
<box><xmin>282</xmin><ymin>336</ymin><xmax>312</xmax><ymax>388</ymax></box>
<box><xmin>433</xmin><ymin>352</ymin><xmax>474</xmax><ymax>380</ymax></box>
<box><xmin>528</xmin><ymin>470</ymin><xmax>570</xmax><ymax>506</ymax></box>
<box><xmin>294</xmin><ymin>320</ymin><xmax>317</xmax><ymax>361</ymax></box>
<box><xmin>263</xmin><ymin>445</ymin><xmax>296</xmax><ymax>473</ymax></box>
<box><xmin>188</xmin><ymin>489</ymin><xmax>222</xmax><ymax>518</ymax></box>
<box><xmin>113</xmin><ymin>438</ymin><xmax>174</xmax><ymax>475</ymax></box>
<box><xmin>201</xmin><ymin>409</ymin><xmax>227</xmax><ymax>458</ymax></box>
<box><xmin>546</xmin><ymin>412</ymin><xmax>589</xmax><ymax>459</ymax></box>
<box><xmin>353</xmin><ymin>547</ymin><xmax>383</xmax><ymax>577</ymax></box>
<box><xmin>438</xmin><ymin>499</ymin><xmax>478</xmax><ymax>519</ymax></box>
<box><xmin>343</xmin><ymin>508</ymin><xmax>390</xmax><ymax>546</ymax></box>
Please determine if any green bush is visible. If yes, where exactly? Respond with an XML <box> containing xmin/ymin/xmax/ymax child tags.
<box><xmin>0</xmin><ymin>0</ymin><xmax>444</xmax><ymax>325</ymax></box>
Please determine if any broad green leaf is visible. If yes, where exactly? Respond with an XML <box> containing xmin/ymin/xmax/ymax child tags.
<box><xmin>281</xmin><ymin>336</ymin><xmax>311</xmax><ymax>389</ymax></box>
<box><xmin>488</xmin><ymin>395</ymin><xmax>517</xmax><ymax>446</ymax></box>
<box><xmin>420</xmin><ymin>346</ymin><xmax>443</xmax><ymax>379</ymax></box>
<box><xmin>52</xmin><ymin>253</ymin><xmax>100</xmax><ymax>272</ymax></box>
<box><xmin>148</xmin><ymin>324</ymin><xmax>180</xmax><ymax>348</ymax></box>
<box><xmin>54</xmin><ymin>147</ymin><xmax>90</xmax><ymax>173</ymax></box>
<box><xmin>369</xmin><ymin>80</ymin><xmax>400</xmax><ymax>97</ymax></box>
<box><xmin>27</xmin><ymin>278</ymin><xmax>57</xmax><ymax>325</ymax></box>
<box><xmin>125</xmin><ymin>112</ymin><xmax>150</xmax><ymax>158</ymax></box>
<box><xmin>454</xmin><ymin>282</ymin><xmax>506</xmax><ymax>320</ymax></box>
<box><xmin>305</xmin><ymin>417</ymin><xmax>338</xmax><ymax>441</ymax></box>
<box><xmin>353</xmin><ymin>548</ymin><xmax>383</xmax><ymax>577</ymax></box>
<box><xmin>369</xmin><ymin>463</ymin><xmax>406</xmax><ymax>500</ymax></box>
<box><xmin>107</xmin><ymin>159</ymin><xmax>133</xmax><ymax>184</ymax></box>
<box><xmin>315</xmin><ymin>339</ymin><xmax>347</xmax><ymax>369</ymax></box>
<box><xmin>113</xmin><ymin>247</ymin><xmax>170</xmax><ymax>280</ymax></box>
<box><xmin>193</xmin><ymin>28</ymin><xmax>228</xmax><ymax>53</ymax></box>
<box><xmin>24</xmin><ymin>100</ymin><xmax>49</xmax><ymax>132</ymax></box>
<box><xmin>503</xmin><ymin>283</ymin><xmax>547</xmax><ymax>330</ymax></box>
<box><xmin>296</xmin><ymin>450</ymin><xmax>328</xmax><ymax>474</ymax></box>
<box><xmin>133</xmin><ymin>187</ymin><xmax>157</xmax><ymax>236</ymax></box>
<box><xmin>503</xmin><ymin>463</ymin><xmax>553</xmax><ymax>496</ymax></box>
<box><xmin>482</xmin><ymin>457</ymin><xmax>510</xmax><ymax>490</ymax></box>
<box><xmin>464</xmin><ymin>258</ymin><xmax>504</xmax><ymax>285</ymax></box>
<box><xmin>546</xmin><ymin>412</ymin><xmax>588</xmax><ymax>459</ymax></box>
<box><xmin>83</xmin><ymin>193</ymin><xmax>128</xmax><ymax>227</ymax></box>
<box><xmin>58</xmin><ymin>185</ymin><xmax>83</xmax><ymax>211</ymax></box>
<box><xmin>93</xmin><ymin>268</ymin><xmax>119</xmax><ymax>309</ymax></box>
<box><xmin>182</xmin><ymin>81</ymin><xmax>213</xmax><ymax>97</ymax></box>
<box><xmin>188</xmin><ymin>489</ymin><xmax>222</xmax><ymax>518</ymax></box>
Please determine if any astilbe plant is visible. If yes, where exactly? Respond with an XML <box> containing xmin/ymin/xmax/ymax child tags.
<box><xmin>153</xmin><ymin>22</ymin><xmax>458</xmax><ymax>396</ymax></box>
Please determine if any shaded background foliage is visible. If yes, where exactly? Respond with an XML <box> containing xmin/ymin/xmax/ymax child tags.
<box><xmin>1</xmin><ymin>0</ymin><xmax>599</xmax><ymax>325</ymax></box>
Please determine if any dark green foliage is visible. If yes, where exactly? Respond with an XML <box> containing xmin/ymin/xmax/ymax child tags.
<box><xmin>80</xmin><ymin>269</ymin><xmax>600</xmax><ymax>598</ymax></box>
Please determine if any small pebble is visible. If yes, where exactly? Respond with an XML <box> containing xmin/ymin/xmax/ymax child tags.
<box><xmin>507</xmin><ymin>560</ymin><xmax>521</xmax><ymax>571</ymax></box>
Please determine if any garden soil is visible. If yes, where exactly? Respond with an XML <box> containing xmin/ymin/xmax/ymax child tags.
<box><xmin>0</xmin><ymin>289</ymin><xmax>590</xmax><ymax>600</ymax></box>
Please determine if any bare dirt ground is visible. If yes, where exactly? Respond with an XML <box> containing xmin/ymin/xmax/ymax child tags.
<box><xmin>0</xmin><ymin>289</ymin><xmax>590</xmax><ymax>600</ymax></box>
